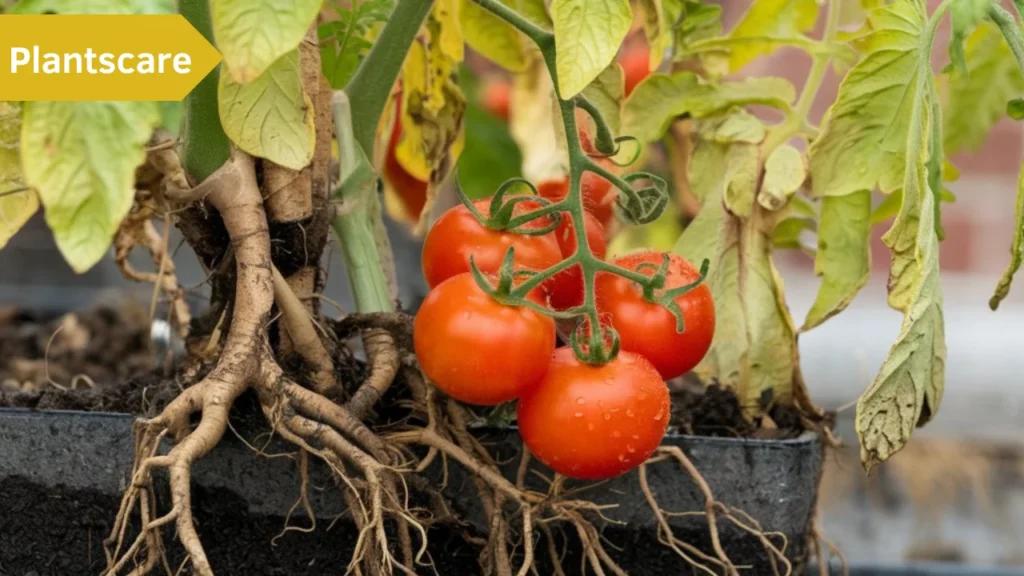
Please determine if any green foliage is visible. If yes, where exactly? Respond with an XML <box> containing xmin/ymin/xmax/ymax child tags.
<box><xmin>319</xmin><ymin>0</ymin><xmax>395</xmax><ymax>89</ymax></box>
<box><xmin>943</xmin><ymin>22</ymin><xmax>1024</xmax><ymax>154</ymax></box>
<box><xmin>9</xmin><ymin>0</ymin><xmax>172</xmax><ymax>13</ymax></box>
<box><xmin>460</xmin><ymin>0</ymin><xmax>528</xmax><ymax>71</ymax></box>
<box><xmin>457</xmin><ymin>90</ymin><xmax>522</xmax><ymax>199</ymax></box>
<box><xmin>218</xmin><ymin>49</ymin><xmax>315</xmax><ymax>170</ymax></box>
<box><xmin>948</xmin><ymin>0</ymin><xmax>991</xmax><ymax>74</ymax></box>
<box><xmin>550</xmin><ymin>0</ymin><xmax>632</xmax><ymax>98</ymax></box>
<box><xmin>991</xmin><ymin>163</ymin><xmax>1024</xmax><ymax>309</ymax></box>
<box><xmin>622</xmin><ymin>72</ymin><xmax>794</xmax><ymax>142</ymax></box>
<box><xmin>759</xmin><ymin>144</ymin><xmax>805</xmax><ymax>211</ymax></box>
<box><xmin>802</xmin><ymin>192</ymin><xmax>871</xmax><ymax>331</ymax></box>
<box><xmin>21</xmin><ymin>101</ymin><xmax>159</xmax><ymax>272</ymax></box>
<box><xmin>723</xmin><ymin>0</ymin><xmax>820</xmax><ymax>72</ymax></box>
<box><xmin>211</xmin><ymin>0</ymin><xmax>320</xmax><ymax>83</ymax></box>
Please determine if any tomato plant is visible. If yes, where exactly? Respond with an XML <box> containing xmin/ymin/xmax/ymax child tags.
<box><xmin>517</xmin><ymin>348</ymin><xmax>669</xmax><ymax>480</ymax></box>
<box><xmin>415</xmin><ymin>273</ymin><xmax>555</xmax><ymax>405</ymax></box>
<box><xmin>595</xmin><ymin>251</ymin><xmax>714</xmax><ymax>380</ymax></box>
<box><xmin>548</xmin><ymin>210</ymin><xmax>606</xmax><ymax>310</ymax></box>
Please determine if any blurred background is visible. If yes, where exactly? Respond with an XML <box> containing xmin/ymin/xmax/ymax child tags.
<box><xmin>3</xmin><ymin>0</ymin><xmax>1024</xmax><ymax>572</ymax></box>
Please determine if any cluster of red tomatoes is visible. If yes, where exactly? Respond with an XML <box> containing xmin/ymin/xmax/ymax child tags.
<box><xmin>413</xmin><ymin>182</ymin><xmax>714</xmax><ymax>480</ymax></box>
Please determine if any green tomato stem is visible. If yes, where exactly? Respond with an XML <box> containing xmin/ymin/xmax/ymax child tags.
<box><xmin>990</xmin><ymin>4</ymin><xmax>1024</xmax><ymax>73</ymax></box>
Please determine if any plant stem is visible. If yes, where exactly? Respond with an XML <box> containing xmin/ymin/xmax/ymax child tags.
<box><xmin>990</xmin><ymin>4</ymin><xmax>1024</xmax><ymax>72</ymax></box>
<box><xmin>332</xmin><ymin>93</ymin><xmax>395</xmax><ymax>313</ymax></box>
<box><xmin>762</xmin><ymin>0</ymin><xmax>842</xmax><ymax>154</ymax></box>
<box><xmin>344</xmin><ymin>0</ymin><xmax>434</xmax><ymax>157</ymax></box>
<box><xmin>178</xmin><ymin>0</ymin><xmax>230</xmax><ymax>182</ymax></box>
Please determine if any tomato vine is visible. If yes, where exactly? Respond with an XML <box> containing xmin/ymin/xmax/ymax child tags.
<box><xmin>457</xmin><ymin>0</ymin><xmax>709</xmax><ymax>366</ymax></box>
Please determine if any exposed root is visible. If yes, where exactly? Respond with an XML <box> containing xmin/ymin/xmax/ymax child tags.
<box><xmin>113</xmin><ymin>194</ymin><xmax>191</xmax><ymax>337</ymax></box>
<box><xmin>271</xmin><ymin>264</ymin><xmax>337</xmax><ymax>397</ymax></box>
<box><xmin>346</xmin><ymin>328</ymin><xmax>400</xmax><ymax>420</ymax></box>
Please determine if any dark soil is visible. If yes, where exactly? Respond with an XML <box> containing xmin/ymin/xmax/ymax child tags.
<box><xmin>0</xmin><ymin>303</ymin><xmax>160</xmax><ymax>396</ymax></box>
<box><xmin>0</xmin><ymin>476</ymin><xmax>481</xmax><ymax>576</ymax></box>
<box><xmin>670</xmin><ymin>380</ymin><xmax>807</xmax><ymax>440</ymax></box>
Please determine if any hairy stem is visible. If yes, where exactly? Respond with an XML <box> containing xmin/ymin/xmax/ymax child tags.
<box><xmin>332</xmin><ymin>92</ymin><xmax>397</xmax><ymax>313</ymax></box>
<box><xmin>178</xmin><ymin>0</ymin><xmax>230</xmax><ymax>181</ymax></box>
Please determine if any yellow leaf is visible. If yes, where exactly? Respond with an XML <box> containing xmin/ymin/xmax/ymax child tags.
<box><xmin>550</xmin><ymin>0</ymin><xmax>632</xmax><ymax>98</ymax></box>
<box><xmin>460</xmin><ymin>0</ymin><xmax>527</xmax><ymax>71</ymax></box>
<box><xmin>434</xmin><ymin>0</ymin><xmax>464</xmax><ymax>63</ymax></box>
<box><xmin>727</xmin><ymin>0</ymin><xmax>819</xmax><ymax>71</ymax></box>
<box><xmin>510</xmin><ymin>52</ymin><xmax>565</xmax><ymax>183</ymax></box>
<box><xmin>0</xmin><ymin>102</ymin><xmax>37</xmax><ymax>248</ymax></box>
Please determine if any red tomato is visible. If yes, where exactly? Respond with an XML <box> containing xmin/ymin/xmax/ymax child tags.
<box><xmin>620</xmin><ymin>46</ymin><xmax>651</xmax><ymax>97</ymax></box>
<box><xmin>481</xmin><ymin>78</ymin><xmax>512</xmax><ymax>121</ymax></box>
<box><xmin>548</xmin><ymin>211</ymin><xmax>607</xmax><ymax>310</ymax></box>
<box><xmin>385</xmin><ymin>95</ymin><xmax>428</xmax><ymax>219</ymax></box>
<box><xmin>415</xmin><ymin>273</ymin><xmax>556</xmax><ymax>405</ymax></box>
<box><xmin>422</xmin><ymin>199</ymin><xmax>562</xmax><ymax>289</ymax></box>
<box><xmin>594</xmin><ymin>251</ymin><xmax>715</xmax><ymax>380</ymax></box>
<box><xmin>517</xmin><ymin>348</ymin><xmax>669</xmax><ymax>479</ymax></box>
<box><xmin>537</xmin><ymin>171</ymin><xmax>617</xmax><ymax>228</ymax></box>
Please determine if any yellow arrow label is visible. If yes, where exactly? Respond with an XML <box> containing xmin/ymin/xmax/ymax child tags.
<box><xmin>0</xmin><ymin>15</ymin><xmax>222</xmax><ymax>101</ymax></box>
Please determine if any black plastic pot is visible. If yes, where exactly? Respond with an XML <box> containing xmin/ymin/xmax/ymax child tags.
<box><xmin>0</xmin><ymin>408</ymin><xmax>826</xmax><ymax>575</ymax></box>
<box><xmin>433</xmin><ymin>426</ymin><xmax>824</xmax><ymax>574</ymax></box>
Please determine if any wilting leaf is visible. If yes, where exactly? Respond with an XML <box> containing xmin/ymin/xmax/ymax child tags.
<box><xmin>0</xmin><ymin>102</ymin><xmax>37</xmax><ymax>248</ymax></box>
<box><xmin>622</xmin><ymin>71</ymin><xmax>794</xmax><ymax>142</ymax></box>
<box><xmin>219</xmin><ymin>49</ymin><xmax>316</xmax><ymax>170</ymax></box>
<box><xmin>802</xmin><ymin>191</ymin><xmax>871</xmax><ymax>331</ymax></box>
<box><xmin>550</xmin><ymin>0</ymin><xmax>632</xmax><ymax>98</ymax></box>
<box><xmin>724</xmin><ymin>0</ymin><xmax>819</xmax><ymax>71</ymax></box>
<box><xmin>944</xmin><ymin>23</ymin><xmax>1024</xmax><ymax>154</ymax></box>
<box><xmin>857</xmin><ymin>190</ymin><xmax>945</xmax><ymax>470</ymax></box>
<box><xmin>990</xmin><ymin>161</ymin><xmax>1024</xmax><ymax>310</ymax></box>
<box><xmin>21</xmin><ymin>101</ymin><xmax>159</xmax><ymax>272</ymax></box>
<box><xmin>948</xmin><ymin>0</ymin><xmax>990</xmax><ymax>74</ymax></box>
<box><xmin>809</xmin><ymin>2</ymin><xmax>929</xmax><ymax>198</ymax></box>
<box><xmin>510</xmin><ymin>52</ymin><xmax>565</xmax><ymax>183</ymax></box>
<box><xmin>212</xmin><ymin>0</ymin><xmax>321</xmax><ymax>83</ymax></box>
<box><xmin>460</xmin><ymin>0</ymin><xmax>527</xmax><ymax>71</ymax></box>
<box><xmin>759</xmin><ymin>144</ymin><xmax>805</xmax><ymax>211</ymax></box>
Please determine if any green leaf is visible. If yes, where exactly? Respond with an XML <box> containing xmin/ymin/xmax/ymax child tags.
<box><xmin>9</xmin><ymin>0</ymin><xmax>172</xmax><ymax>13</ymax></box>
<box><xmin>725</xmin><ymin>0</ymin><xmax>820</xmax><ymax>71</ymax></box>
<box><xmin>990</xmin><ymin>161</ymin><xmax>1024</xmax><ymax>310</ymax></box>
<box><xmin>802</xmin><ymin>191</ymin><xmax>872</xmax><ymax>331</ymax></box>
<box><xmin>695</xmin><ymin>109</ymin><xmax>766</xmax><ymax>144</ymax></box>
<box><xmin>722</xmin><ymin>143</ymin><xmax>759</xmax><ymax>219</ymax></box>
<box><xmin>212</xmin><ymin>0</ymin><xmax>321</xmax><ymax>83</ymax></box>
<box><xmin>1009</xmin><ymin>98</ymin><xmax>1024</xmax><ymax>120</ymax></box>
<box><xmin>622</xmin><ymin>71</ymin><xmax>794</xmax><ymax>142</ymax></box>
<box><xmin>772</xmin><ymin>215</ymin><xmax>814</xmax><ymax>251</ymax></box>
<box><xmin>318</xmin><ymin>0</ymin><xmax>393</xmax><ymax>90</ymax></box>
<box><xmin>758</xmin><ymin>144</ymin><xmax>805</xmax><ymax>211</ymax></box>
<box><xmin>637</xmin><ymin>0</ymin><xmax>669</xmax><ymax>70</ymax></box>
<box><xmin>870</xmin><ymin>190</ymin><xmax>902</xmax><ymax>224</ymax></box>
<box><xmin>944</xmin><ymin>23</ymin><xmax>1024</xmax><ymax>154</ymax></box>
<box><xmin>461</xmin><ymin>0</ymin><xmax>528</xmax><ymax>72</ymax></box>
<box><xmin>457</xmin><ymin>101</ymin><xmax>522</xmax><ymax>199</ymax></box>
<box><xmin>0</xmin><ymin>102</ymin><xmax>37</xmax><ymax>249</ymax></box>
<box><xmin>509</xmin><ymin>0</ymin><xmax>552</xmax><ymax>29</ymax></box>
<box><xmin>581</xmin><ymin>61</ymin><xmax>625</xmax><ymax>136</ymax></box>
<box><xmin>219</xmin><ymin>49</ymin><xmax>316</xmax><ymax>170</ymax></box>
<box><xmin>857</xmin><ymin>187</ymin><xmax>945</xmax><ymax>469</ymax></box>
<box><xmin>550</xmin><ymin>0</ymin><xmax>632</xmax><ymax>98</ymax></box>
<box><xmin>809</xmin><ymin>2</ymin><xmax>930</xmax><ymax>198</ymax></box>
<box><xmin>21</xmin><ymin>101</ymin><xmax>159</xmax><ymax>272</ymax></box>
<box><xmin>948</xmin><ymin>0</ymin><xmax>990</xmax><ymax>75</ymax></box>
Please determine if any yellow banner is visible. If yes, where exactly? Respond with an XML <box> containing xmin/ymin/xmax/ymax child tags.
<box><xmin>0</xmin><ymin>15</ymin><xmax>221</xmax><ymax>101</ymax></box>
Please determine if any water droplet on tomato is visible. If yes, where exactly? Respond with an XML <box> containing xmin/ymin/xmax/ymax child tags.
<box><xmin>618</xmin><ymin>454</ymin><xmax>627</xmax><ymax>463</ymax></box>
<box><xmin>574</xmin><ymin>412</ymin><xmax>583</xmax><ymax>418</ymax></box>
<box><xmin>632</xmin><ymin>434</ymin><xmax>640</xmax><ymax>440</ymax></box>
<box><xmin>612</xmin><ymin>430</ymin><xmax>621</xmax><ymax>438</ymax></box>
<box><xmin>626</xmin><ymin>444</ymin><xmax>636</xmax><ymax>453</ymax></box>
<box><xmin>587</xmin><ymin>423</ymin><xmax>595</xmax><ymax>431</ymax></box>
<box><xmin>602</xmin><ymin>413</ymin><xmax>611</xmax><ymax>421</ymax></box>
<box><xmin>626</xmin><ymin>409</ymin><xmax>635</xmax><ymax>418</ymax></box>
<box><xmin>576</xmin><ymin>397</ymin><xmax>586</xmax><ymax>405</ymax></box>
